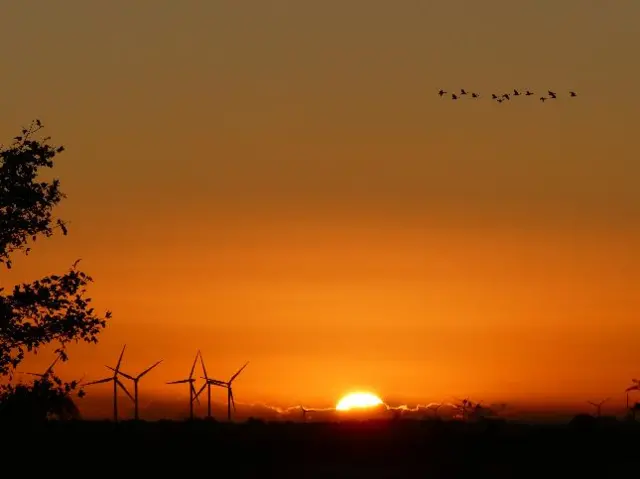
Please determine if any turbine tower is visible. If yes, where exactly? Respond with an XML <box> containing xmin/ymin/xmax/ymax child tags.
<box><xmin>204</xmin><ymin>362</ymin><xmax>249</xmax><ymax>422</ymax></box>
<box><xmin>587</xmin><ymin>398</ymin><xmax>609</xmax><ymax>418</ymax></box>
<box><xmin>194</xmin><ymin>352</ymin><xmax>214</xmax><ymax>419</ymax></box>
<box><xmin>109</xmin><ymin>359</ymin><xmax>162</xmax><ymax>420</ymax></box>
<box><xmin>84</xmin><ymin>345</ymin><xmax>133</xmax><ymax>422</ymax></box>
<box><xmin>167</xmin><ymin>351</ymin><xmax>202</xmax><ymax>420</ymax></box>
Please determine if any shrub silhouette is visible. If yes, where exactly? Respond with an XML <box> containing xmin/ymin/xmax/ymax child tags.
<box><xmin>0</xmin><ymin>377</ymin><xmax>81</xmax><ymax>423</ymax></box>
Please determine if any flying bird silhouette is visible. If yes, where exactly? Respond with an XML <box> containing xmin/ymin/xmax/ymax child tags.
<box><xmin>540</xmin><ymin>97</ymin><xmax>548</xmax><ymax>102</ymax></box>
<box><xmin>438</xmin><ymin>89</ymin><xmax>447</xmax><ymax>97</ymax></box>
<box><xmin>569</xmin><ymin>91</ymin><xmax>577</xmax><ymax>97</ymax></box>
<box><xmin>491</xmin><ymin>94</ymin><xmax>498</xmax><ymax>100</ymax></box>
<box><xmin>548</xmin><ymin>90</ymin><xmax>557</xmax><ymax>99</ymax></box>
<box><xmin>471</xmin><ymin>92</ymin><xmax>479</xmax><ymax>98</ymax></box>
<box><xmin>525</xmin><ymin>90</ymin><xmax>534</xmax><ymax>96</ymax></box>
<box><xmin>460</xmin><ymin>89</ymin><xmax>468</xmax><ymax>96</ymax></box>
<box><xmin>451</xmin><ymin>93</ymin><xmax>458</xmax><ymax>100</ymax></box>
<box><xmin>513</xmin><ymin>89</ymin><xmax>520</xmax><ymax>96</ymax></box>
<box><xmin>502</xmin><ymin>93</ymin><xmax>510</xmax><ymax>100</ymax></box>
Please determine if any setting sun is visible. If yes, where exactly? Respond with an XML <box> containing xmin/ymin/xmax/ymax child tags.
<box><xmin>336</xmin><ymin>392</ymin><xmax>384</xmax><ymax>411</ymax></box>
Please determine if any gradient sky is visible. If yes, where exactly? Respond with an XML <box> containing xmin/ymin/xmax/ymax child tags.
<box><xmin>1</xmin><ymin>1</ymin><xmax>639</xmax><ymax>418</ymax></box>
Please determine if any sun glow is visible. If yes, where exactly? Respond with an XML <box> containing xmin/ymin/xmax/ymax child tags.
<box><xmin>336</xmin><ymin>392</ymin><xmax>384</xmax><ymax>411</ymax></box>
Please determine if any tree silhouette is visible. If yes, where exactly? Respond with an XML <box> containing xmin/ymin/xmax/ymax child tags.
<box><xmin>0</xmin><ymin>377</ymin><xmax>82</xmax><ymax>423</ymax></box>
<box><xmin>0</xmin><ymin>120</ymin><xmax>110</xmax><ymax>419</ymax></box>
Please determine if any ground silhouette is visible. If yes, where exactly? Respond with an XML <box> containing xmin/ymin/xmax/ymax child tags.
<box><xmin>5</xmin><ymin>416</ymin><xmax>640</xmax><ymax>477</ymax></box>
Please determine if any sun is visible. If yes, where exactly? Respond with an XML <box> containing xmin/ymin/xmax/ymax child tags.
<box><xmin>336</xmin><ymin>392</ymin><xmax>384</xmax><ymax>411</ymax></box>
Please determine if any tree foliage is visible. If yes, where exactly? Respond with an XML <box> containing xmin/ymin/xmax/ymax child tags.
<box><xmin>0</xmin><ymin>120</ymin><xmax>110</xmax><ymax>421</ymax></box>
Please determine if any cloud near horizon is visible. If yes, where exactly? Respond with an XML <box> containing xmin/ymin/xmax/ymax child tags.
<box><xmin>74</xmin><ymin>392</ymin><xmax>504</xmax><ymax>422</ymax></box>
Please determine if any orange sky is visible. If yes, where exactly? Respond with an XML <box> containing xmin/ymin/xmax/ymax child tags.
<box><xmin>1</xmin><ymin>1</ymin><xmax>639</xmax><ymax>419</ymax></box>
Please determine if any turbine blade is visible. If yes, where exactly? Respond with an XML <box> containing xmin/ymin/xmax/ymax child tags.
<box><xmin>200</xmin><ymin>376</ymin><xmax>224</xmax><ymax>385</ymax></box>
<box><xmin>115</xmin><ymin>345</ymin><xmax>126</xmax><ymax>372</ymax></box>
<box><xmin>116</xmin><ymin>378</ymin><xmax>134</xmax><ymax>401</ymax></box>
<box><xmin>229</xmin><ymin>362</ymin><xmax>249</xmax><ymax>383</ymax></box>
<box><xmin>194</xmin><ymin>383</ymin><xmax>207</xmax><ymax>400</ymax></box>
<box><xmin>189</xmin><ymin>351</ymin><xmax>200</xmax><ymax>379</ymax></box>
<box><xmin>106</xmin><ymin>366</ymin><xmax>135</xmax><ymax>381</ymax></box>
<box><xmin>44</xmin><ymin>355</ymin><xmax>61</xmax><ymax>375</ymax></box>
<box><xmin>84</xmin><ymin>377</ymin><xmax>113</xmax><ymax>386</ymax></box>
<box><xmin>191</xmin><ymin>383</ymin><xmax>201</xmax><ymax>405</ymax></box>
<box><xmin>138</xmin><ymin>360</ymin><xmax>163</xmax><ymax>378</ymax></box>
<box><xmin>167</xmin><ymin>379</ymin><xmax>191</xmax><ymax>384</ymax></box>
<box><xmin>199</xmin><ymin>353</ymin><xmax>208</xmax><ymax>380</ymax></box>
<box><xmin>204</xmin><ymin>377</ymin><xmax>226</xmax><ymax>384</ymax></box>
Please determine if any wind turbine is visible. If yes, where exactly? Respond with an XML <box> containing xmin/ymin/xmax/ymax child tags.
<box><xmin>203</xmin><ymin>362</ymin><xmax>249</xmax><ymax>422</ymax></box>
<box><xmin>194</xmin><ymin>352</ymin><xmax>214</xmax><ymax>419</ymax></box>
<box><xmin>300</xmin><ymin>406</ymin><xmax>309</xmax><ymax>422</ymax></box>
<box><xmin>451</xmin><ymin>397</ymin><xmax>473</xmax><ymax>421</ymax></box>
<box><xmin>428</xmin><ymin>403</ymin><xmax>443</xmax><ymax>419</ymax></box>
<box><xmin>23</xmin><ymin>354</ymin><xmax>62</xmax><ymax>380</ymax></box>
<box><xmin>626</xmin><ymin>379</ymin><xmax>640</xmax><ymax>410</ymax></box>
<box><xmin>84</xmin><ymin>345</ymin><xmax>133</xmax><ymax>422</ymax></box>
<box><xmin>167</xmin><ymin>351</ymin><xmax>202</xmax><ymax>420</ymax></box>
<box><xmin>587</xmin><ymin>398</ymin><xmax>609</xmax><ymax>418</ymax></box>
<box><xmin>109</xmin><ymin>359</ymin><xmax>162</xmax><ymax>420</ymax></box>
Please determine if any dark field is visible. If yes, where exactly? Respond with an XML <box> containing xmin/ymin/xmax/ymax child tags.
<box><xmin>7</xmin><ymin>416</ymin><xmax>640</xmax><ymax>477</ymax></box>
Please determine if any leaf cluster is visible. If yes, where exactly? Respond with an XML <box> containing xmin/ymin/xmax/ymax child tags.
<box><xmin>0</xmin><ymin>120</ymin><xmax>110</xmax><ymax>387</ymax></box>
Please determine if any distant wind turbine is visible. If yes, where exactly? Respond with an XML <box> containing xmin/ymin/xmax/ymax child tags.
<box><xmin>167</xmin><ymin>351</ymin><xmax>202</xmax><ymax>420</ymax></box>
<box><xmin>84</xmin><ymin>345</ymin><xmax>133</xmax><ymax>422</ymax></box>
<box><xmin>109</xmin><ymin>358</ymin><xmax>162</xmax><ymax>420</ymax></box>
<box><xmin>300</xmin><ymin>406</ymin><xmax>309</xmax><ymax>422</ymax></box>
<box><xmin>587</xmin><ymin>398</ymin><xmax>609</xmax><ymax>418</ymax></box>
<box><xmin>430</xmin><ymin>403</ymin><xmax>443</xmax><ymax>418</ymax></box>
<box><xmin>626</xmin><ymin>379</ymin><xmax>640</xmax><ymax>409</ymax></box>
<box><xmin>194</xmin><ymin>352</ymin><xmax>214</xmax><ymax>419</ymax></box>
<box><xmin>23</xmin><ymin>354</ymin><xmax>62</xmax><ymax>380</ymax></box>
<box><xmin>451</xmin><ymin>397</ymin><xmax>474</xmax><ymax>421</ymax></box>
<box><xmin>203</xmin><ymin>362</ymin><xmax>249</xmax><ymax>421</ymax></box>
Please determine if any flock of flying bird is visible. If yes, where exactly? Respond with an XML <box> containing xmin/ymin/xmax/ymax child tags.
<box><xmin>439</xmin><ymin>88</ymin><xmax>578</xmax><ymax>103</ymax></box>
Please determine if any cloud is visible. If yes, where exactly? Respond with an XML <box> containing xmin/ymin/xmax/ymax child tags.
<box><xmin>75</xmin><ymin>392</ymin><xmax>514</xmax><ymax>422</ymax></box>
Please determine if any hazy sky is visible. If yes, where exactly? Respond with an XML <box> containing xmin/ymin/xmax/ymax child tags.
<box><xmin>1</xmin><ymin>1</ymin><xmax>639</xmax><ymax>418</ymax></box>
